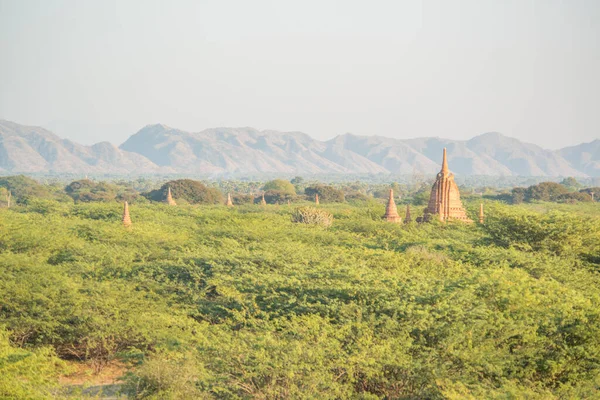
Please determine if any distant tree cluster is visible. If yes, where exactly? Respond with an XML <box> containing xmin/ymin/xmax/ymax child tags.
<box><xmin>509</xmin><ymin>179</ymin><xmax>595</xmax><ymax>204</ymax></box>
<box><xmin>304</xmin><ymin>184</ymin><xmax>345</xmax><ymax>203</ymax></box>
<box><xmin>143</xmin><ymin>179</ymin><xmax>223</xmax><ymax>204</ymax></box>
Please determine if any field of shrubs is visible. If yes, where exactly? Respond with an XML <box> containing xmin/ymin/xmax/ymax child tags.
<box><xmin>0</xmin><ymin>176</ymin><xmax>599</xmax><ymax>399</ymax></box>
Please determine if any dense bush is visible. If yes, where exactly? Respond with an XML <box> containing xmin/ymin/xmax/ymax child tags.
<box><xmin>555</xmin><ymin>191</ymin><xmax>592</xmax><ymax>203</ymax></box>
<box><xmin>232</xmin><ymin>193</ymin><xmax>254</xmax><ymax>205</ymax></box>
<box><xmin>0</xmin><ymin>326</ymin><xmax>65</xmax><ymax>399</ymax></box>
<box><xmin>525</xmin><ymin>181</ymin><xmax>569</xmax><ymax>202</ymax></box>
<box><xmin>305</xmin><ymin>184</ymin><xmax>345</xmax><ymax>203</ymax></box>
<box><xmin>580</xmin><ymin>187</ymin><xmax>600</xmax><ymax>201</ymax></box>
<box><xmin>65</xmin><ymin>179</ymin><xmax>119</xmax><ymax>202</ymax></box>
<box><xmin>0</xmin><ymin>195</ymin><xmax>599</xmax><ymax>398</ymax></box>
<box><xmin>143</xmin><ymin>179</ymin><xmax>223</xmax><ymax>204</ymax></box>
<box><xmin>291</xmin><ymin>206</ymin><xmax>333</xmax><ymax>227</ymax></box>
<box><xmin>262</xmin><ymin>179</ymin><xmax>296</xmax><ymax>194</ymax></box>
<box><xmin>0</xmin><ymin>175</ymin><xmax>55</xmax><ymax>202</ymax></box>
<box><xmin>263</xmin><ymin>189</ymin><xmax>298</xmax><ymax>204</ymax></box>
<box><xmin>483</xmin><ymin>206</ymin><xmax>598</xmax><ymax>256</ymax></box>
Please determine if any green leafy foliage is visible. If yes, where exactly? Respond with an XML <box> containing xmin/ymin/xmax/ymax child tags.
<box><xmin>262</xmin><ymin>179</ymin><xmax>296</xmax><ymax>194</ymax></box>
<box><xmin>143</xmin><ymin>179</ymin><xmax>223</xmax><ymax>204</ymax></box>
<box><xmin>65</xmin><ymin>179</ymin><xmax>120</xmax><ymax>202</ymax></box>
<box><xmin>0</xmin><ymin>326</ymin><xmax>65</xmax><ymax>399</ymax></box>
<box><xmin>305</xmin><ymin>184</ymin><xmax>345</xmax><ymax>203</ymax></box>
<box><xmin>0</xmin><ymin>191</ymin><xmax>599</xmax><ymax>398</ymax></box>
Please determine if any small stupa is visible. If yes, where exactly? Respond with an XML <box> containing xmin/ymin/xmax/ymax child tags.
<box><xmin>424</xmin><ymin>148</ymin><xmax>472</xmax><ymax>223</ymax></box>
<box><xmin>404</xmin><ymin>204</ymin><xmax>412</xmax><ymax>224</ymax></box>
<box><xmin>479</xmin><ymin>203</ymin><xmax>484</xmax><ymax>224</ymax></box>
<box><xmin>382</xmin><ymin>189</ymin><xmax>402</xmax><ymax>223</ymax></box>
<box><xmin>226</xmin><ymin>193</ymin><xmax>234</xmax><ymax>207</ymax></box>
<box><xmin>122</xmin><ymin>201</ymin><xmax>132</xmax><ymax>227</ymax></box>
<box><xmin>260</xmin><ymin>193</ymin><xmax>267</xmax><ymax>206</ymax></box>
<box><xmin>166</xmin><ymin>187</ymin><xmax>176</xmax><ymax>206</ymax></box>
<box><xmin>315</xmin><ymin>193</ymin><xmax>320</xmax><ymax>205</ymax></box>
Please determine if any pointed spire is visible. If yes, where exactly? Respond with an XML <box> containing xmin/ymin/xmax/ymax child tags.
<box><xmin>287</xmin><ymin>199</ymin><xmax>291</xmax><ymax>206</ymax></box>
<box><xmin>479</xmin><ymin>203</ymin><xmax>484</xmax><ymax>224</ymax></box>
<box><xmin>404</xmin><ymin>204</ymin><xmax>412</xmax><ymax>224</ymax></box>
<box><xmin>166</xmin><ymin>187</ymin><xmax>176</xmax><ymax>206</ymax></box>
<box><xmin>122</xmin><ymin>201</ymin><xmax>132</xmax><ymax>227</ymax></box>
<box><xmin>226</xmin><ymin>193</ymin><xmax>233</xmax><ymax>207</ymax></box>
<box><xmin>315</xmin><ymin>193</ymin><xmax>320</xmax><ymax>205</ymax></box>
<box><xmin>261</xmin><ymin>193</ymin><xmax>267</xmax><ymax>206</ymax></box>
<box><xmin>383</xmin><ymin>189</ymin><xmax>401</xmax><ymax>223</ymax></box>
<box><xmin>441</xmin><ymin>147</ymin><xmax>449</xmax><ymax>175</ymax></box>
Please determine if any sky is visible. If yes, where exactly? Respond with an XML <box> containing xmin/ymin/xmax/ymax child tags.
<box><xmin>0</xmin><ymin>0</ymin><xmax>598</xmax><ymax>148</ymax></box>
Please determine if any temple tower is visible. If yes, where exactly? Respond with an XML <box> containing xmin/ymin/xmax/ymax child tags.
<box><xmin>404</xmin><ymin>204</ymin><xmax>412</xmax><ymax>224</ymax></box>
<box><xmin>122</xmin><ymin>201</ymin><xmax>132</xmax><ymax>227</ymax></box>
<box><xmin>261</xmin><ymin>193</ymin><xmax>267</xmax><ymax>206</ymax></box>
<box><xmin>315</xmin><ymin>193</ymin><xmax>319</xmax><ymax>205</ymax></box>
<box><xmin>424</xmin><ymin>148</ymin><xmax>472</xmax><ymax>223</ymax></box>
<box><xmin>382</xmin><ymin>189</ymin><xmax>402</xmax><ymax>223</ymax></box>
<box><xmin>226</xmin><ymin>193</ymin><xmax>233</xmax><ymax>207</ymax></box>
<box><xmin>166</xmin><ymin>187</ymin><xmax>176</xmax><ymax>206</ymax></box>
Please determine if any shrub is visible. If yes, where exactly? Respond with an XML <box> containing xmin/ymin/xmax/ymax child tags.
<box><xmin>263</xmin><ymin>179</ymin><xmax>296</xmax><ymax>194</ymax></box>
<box><xmin>143</xmin><ymin>179</ymin><xmax>223</xmax><ymax>204</ymax></box>
<box><xmin>291</xmin><ymin>207</ymin><xmax>333</xmax><ymax>227</ymax></box>
<box><xmin>232</xmin><ymin>194</ymin><xmax>254</xmax><ymax>205</ymax></box>
<box><xmin>0</xmin><ymin>175</ymin><xmax>53</xmax><ymax>201</ymax></box>
<box><xmin>510</xmin><ymin>187</ymin><xmax>526</xmax><ymax>204</ymax></box>
<box><xmin>555</xmin><ymin>192</ymin><xmax>592</xmax><ymax>203</ymax></box>
<box><xmin>65</xmin><ymin>180</ymin><xmax>118</xmax><ymax>203</ymax></box>
<box><xmin>305</xmin><ymin>185</ymin><xmax>345</xmax><ymax>203</ymax></box>
<box><xmin>525</xmin><ymin>182</ymin><xmax>569</xmax><ymax>202</ymax></box>
<box><xmin>263</xmin><ymin>190</ymin><xmax>298</xmax><ymax>204</ymax></box>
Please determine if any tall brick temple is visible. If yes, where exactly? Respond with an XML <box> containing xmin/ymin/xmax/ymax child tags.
<box><xmin>424</xmin><ymin>148</ymin><xmax>472</xmax><ymax>223</ymax></box>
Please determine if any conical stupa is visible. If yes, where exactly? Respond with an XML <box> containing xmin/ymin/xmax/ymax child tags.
<box><xmin>479</xmin><ymin>203</ymin><xmax>484</xmax><ymax>224</ymax></box>
<box><xmin>383</xmin><ymin>189</ymin><xmax>402</xmax><ymax>223</ymax></box>
<box><xmin>226</xmin><ymin>193</ymin><xmax>233</xmax><ymax>207</ymax></box>
<box><xmin>315</xmin><ymin>193</ymin><xmax>320</xmax><ymax>205</ymax></box>
<box><xmin>260</xmin><ymin>193</ymin><xmax>267</xmax><ymax>206</ymax></box>
<box><xmin>424</xmin><ymin>148</ymin><xmax>472</xmax><ymax>223</ymax></box>
<box><xmin>404</xmin><ymin>204</ymin><xmax>412</xmax><ymax>224</ymax></box>
<box><xmin>122</xmin><ymin>201</ymin><xmax>132</xmax><ymax>227</ymax></box>
<box><xmin>166</xmin><ymin>187</ymin><xmax>176</xmax><ymax>206</ymax></box>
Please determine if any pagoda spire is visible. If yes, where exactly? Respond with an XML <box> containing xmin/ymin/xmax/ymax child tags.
<box><xmin>441</xmin><ymin>147</ymin><xmax>449</xmax><ymax>175</ymax></box>
<box><xmin>122</xmin><ymin>201</ymin><xmax>132</xmax><ymax>227</ymax></box>
<box><xmin>383</xmin><ymin>189</ymin><xmax>401</xmax><ymax>223</ymax></box>
<box><xmin>315</xmin><ymin>193</ymin><xmax>319</xmax><ymax>205</ymax></box>
<box><xmin>261</xmin><ymin>193</ymin><xmax>267</xmax><ymax>206</ymax></box>
<box><xmin>404</xmin><ymin>204</ymin><xmax>412</xmax><ymax>224</ymax></box>
<box><xmin>166</xmin><ymin>187</ymin><xmax>176</xmax><ymax>206</ymax></box>
<box><xmin>226</xmin><ymin>193</ymin><xmax>233</xmax><ymax>207</ymax></box>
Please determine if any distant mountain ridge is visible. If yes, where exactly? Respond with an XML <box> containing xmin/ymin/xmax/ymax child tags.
<box><xmin>0</xmin><ymin>119</ymin><xmax>598</xmax><ymax>176</ymax></box>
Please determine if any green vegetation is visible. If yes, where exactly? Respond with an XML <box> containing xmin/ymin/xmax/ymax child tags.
<box><xmin>262</xmin><ymin>179</ymin><xmax>296</xmax><ymax>194</ymax></box>
<box><xmin>0</xmin><ymin>176</ymin><xmax>599</xmax><ymax>398</ymax></box>
<box><xmin>508</xmin><ymin>179</ymin><xmax>597</xmax><ymax>204</ymax></box>
<box><xmin>305</xmin><ymin>184</ymin><xmax>345</xmax><ymax>203</ymax></box>
<box><xmin>290</xmin><ymin>206</ymin><xmax>334</xmax><ymax>227</ymax></box>
<box><xmin>143</xmin><ymin>179</ymin><xmax>223</xmax><ymax>204</ymax></box>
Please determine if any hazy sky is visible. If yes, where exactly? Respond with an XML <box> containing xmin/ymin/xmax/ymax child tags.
<box><xmin>1</xmin><ymin>0</ymin><xmax>598</xmax><ymax>148</ymax></box>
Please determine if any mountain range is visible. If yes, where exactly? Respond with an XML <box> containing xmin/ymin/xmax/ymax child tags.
<box><xmin>0</xmin><ymin>119</ymin><xmax>598</xmax><ymax>177</ymax></box>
